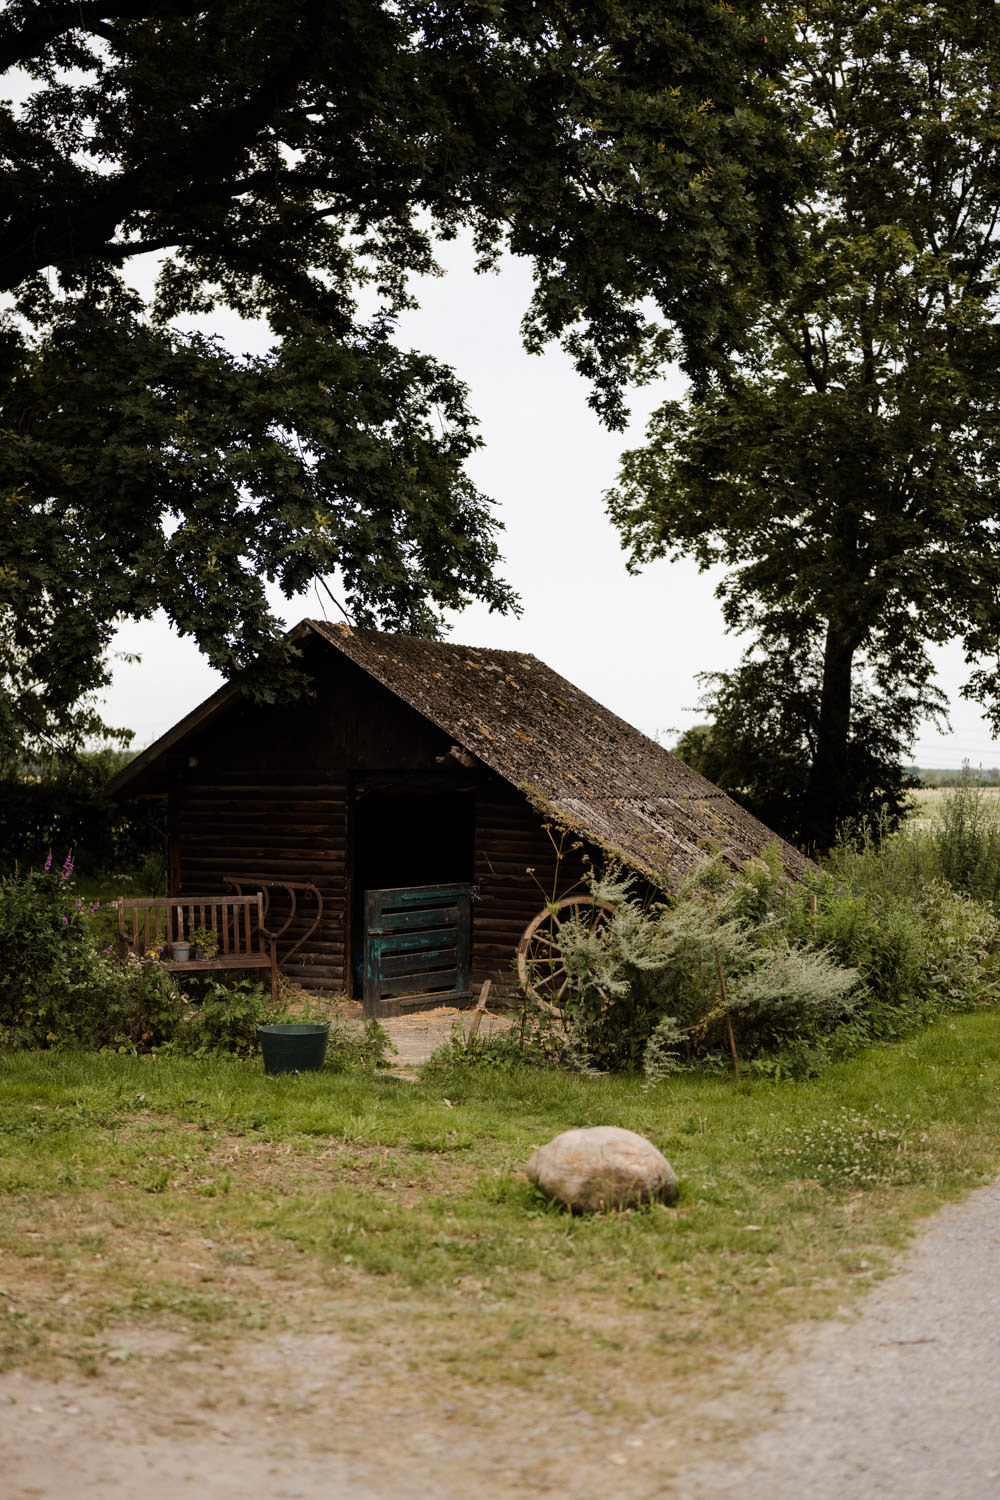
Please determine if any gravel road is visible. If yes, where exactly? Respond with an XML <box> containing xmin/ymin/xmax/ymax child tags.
<box><xmin>685</xmin><ymin>1177</ymin><xmax>1000</xmax><ymax>1500</ymax></box>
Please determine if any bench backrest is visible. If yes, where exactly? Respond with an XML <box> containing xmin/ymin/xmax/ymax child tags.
<box><xmin>118</xmin><ymin>894</ymin><xmax>267</xmax><ymax>957</ymax></box>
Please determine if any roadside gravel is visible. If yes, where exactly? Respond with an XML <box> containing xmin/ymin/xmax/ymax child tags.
<box><xmin>685</xmin><ymin>1177</ymin><xmax>1000</xmax><ymax>1499</ymax></box>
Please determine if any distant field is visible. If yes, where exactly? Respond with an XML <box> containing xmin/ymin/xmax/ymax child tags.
<box><xmin>910</xmin><ymin>786</ymin><xmax>1000</xmax><ymax>818</ymax></box>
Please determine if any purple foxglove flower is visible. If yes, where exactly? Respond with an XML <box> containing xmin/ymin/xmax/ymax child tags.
<box><xmin>44</xmin><ymin>854</ymin><xmax>52</xmax><ymax>871</ymax></box>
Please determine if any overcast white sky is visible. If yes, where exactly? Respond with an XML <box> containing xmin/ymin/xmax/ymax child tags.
<box><xmin>98</xmin><ymin>236</ymin><xmax>1000</xmax><ymax>771</ymax></box>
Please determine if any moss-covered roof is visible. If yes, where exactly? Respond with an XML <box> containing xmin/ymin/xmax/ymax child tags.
<box><xmin>307</xmin><ymin>621</ymin><xmax>811</xmax><ymax>887</ymax></box>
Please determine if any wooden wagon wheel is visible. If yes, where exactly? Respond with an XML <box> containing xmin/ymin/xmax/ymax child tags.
<box><xmin>516</xmin><ymin>895</ymin><xmax>616</xmax><ymax>1021</ymax></box>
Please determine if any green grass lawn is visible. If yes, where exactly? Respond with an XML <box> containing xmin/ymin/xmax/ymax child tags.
<box><xmin>4</xmin><ymin>1012</ymin><xmax>1000</xmax><ymax>1437</ymax></box>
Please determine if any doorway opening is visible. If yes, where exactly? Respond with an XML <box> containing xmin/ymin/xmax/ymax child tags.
<box><xmin>349</xmin><ymin>781</ymin><xmax>474</xmax><ymax>997</ymax></box>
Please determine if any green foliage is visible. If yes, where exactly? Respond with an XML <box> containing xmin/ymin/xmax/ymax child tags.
<box><xmin>324</xmin><ymin>1019</ymin><xmax>396</xmax><ymax>1074</ymax></box>
<box><xmin>931</xmin><ymin>773</ymin><xmax>1000</xmax><ymax>907</ymax></box>
<box><xmin>0</xmin><ymin>747</ymin><xmax>164</xmax><ymax>875</ymax></box>
<box><xmin>502</xmin><ymin>825</ymin><xmax>1000</xmax><ymax>1080</ymax></box>
<box><xmin>831</xmin><ymin>772</ymin><xmax>1000</xmax><ymax>915</ymax></box>
<box><xmin>0</xmin><ymin>861</ymin><xmax>183</xmax><ymax>1050</ymax></box>
<box><xmin>171</xmin><ymin>978</ymin><xmax>271</xmax><ymax>1059</ymax></box>
<box><xmin>0</xmin><ymin>0</ymin><xmax>805</xmax><ymax>759</ymax></box>
<box><xmin>426</xmin><ymin>1011</ymin><xmax>570</xmax><ymax>1074</ymax></box>
<box><xmin>672</xmin><ymin>649</ymin><xmax>926</xmax><ymax>847</ymax></box>
<box><xmin>608</xmin><ymin>0</ymin><xmax>1000</xmax><ymax>850</ymax></box>
<box><xmin>0</xmin><ymin>861</ymin><xmax>394</xmax><ymax>1065</ymax></box>
<box><xmin>791</xmin><ymin>837</ymin><xmax>1000</xmax><ymax>1063</ymax></box>
<box><xmin>513</xmin><ymin>857</ymin><xmax>860</xmax><ymax>1075</ymax></box>
<box><xmin>190</xmin><ymin>925</ymin><xmax>219</xmax><ymax>960</ymax></box>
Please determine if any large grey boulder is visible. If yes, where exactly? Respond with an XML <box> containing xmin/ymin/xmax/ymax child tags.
<box><xmin>526</xmin><ymin>1125</ymin><xmax>678</xmax><ymax>1213</ymax></box>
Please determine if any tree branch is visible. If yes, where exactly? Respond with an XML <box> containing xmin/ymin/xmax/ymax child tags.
<box><xmin>0</xmin><ymin>2</ymin><xmax>328</xmax><ymax>292</ymax></box>
<box><xmin>0</xmin><ymin>1</ymin><xmax>199</xmax><ymax>73</ymax></box>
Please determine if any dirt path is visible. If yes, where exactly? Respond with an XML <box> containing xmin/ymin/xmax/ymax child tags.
<box><xmin>379</xmin><ymin>1004</ymin><xmax>506</xmax><ymax>1068</ymax></box>
<box><xmin>346</xmin><ymin>1000</ymin><xmax>510</xmax><ymax>1072</ymax></box>
<box><xmin>0</xmin><ymin>1320</ymin><xmax>694</xmax><ymax>1500</ymax></box>
<box><xmin>7</xmin><ymin>1180</ymin><xmax>1000</xmax><ymax>1499</ymax></box>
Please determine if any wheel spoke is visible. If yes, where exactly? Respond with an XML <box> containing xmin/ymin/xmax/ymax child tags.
<box><xmin>517</xmin><ymin>896</ymin><xmax>616</xmax><ymax>993</ymax></box>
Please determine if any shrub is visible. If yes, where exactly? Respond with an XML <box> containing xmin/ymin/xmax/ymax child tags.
<box><xmin>515</xmin><ymin>857</ymin><xmax>859</xmax><ymax>1075</ymax></box>
<box><xmin>507</xmin><ymin>831</ymin><xmax>1000</xmax><ymax>1081</ymax></box>
<box><xmin>172</xmin><ymin>976</ymin><xmax>271</xmax><ymax>1057</ymax></box>
<box><xmin>0</xmin><ymin>860</ymin><xmax>183</xmax><ymax>1050</ymax></box>
<box><xmin>325</xmin><ymin>1018</ymin><xmax>395</xmax><ymax>1071</ymax></box>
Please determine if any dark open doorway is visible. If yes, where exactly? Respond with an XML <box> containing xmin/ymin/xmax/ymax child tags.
<box><xmin>349</xmin><ymin>780</ymin><xmax>475</xmax><ymax>996</ymax></box>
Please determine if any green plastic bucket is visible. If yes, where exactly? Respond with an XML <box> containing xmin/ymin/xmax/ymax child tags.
<box><xmin>257</xmin><ymin>1023</ymin><xmax>330</xmax><ymax>1076</ymax></box>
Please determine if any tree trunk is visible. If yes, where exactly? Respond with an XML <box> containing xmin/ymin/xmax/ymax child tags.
<box><xmin>802</xmin><ymin>619</ymin><xmax>858</xmax><ymax>853</ymax></box>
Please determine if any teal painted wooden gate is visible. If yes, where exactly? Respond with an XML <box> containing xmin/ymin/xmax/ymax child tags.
<box><xmin>363</xmin><ymin>883</ymin><xmax>473</xmax><ymax>1018</ymax></box>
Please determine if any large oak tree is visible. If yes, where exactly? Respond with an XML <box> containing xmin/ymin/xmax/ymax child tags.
<box><xmin>609</xmin><ymin>0</ymin><xmax>1000</xmax><ymax>850</ymax></box>
<box><xmin>0</xmin><ymin>0</ymin><xmax>802</xmax><ymax>761</ymax></box>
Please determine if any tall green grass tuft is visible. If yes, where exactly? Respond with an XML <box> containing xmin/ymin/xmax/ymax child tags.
<box><xmin>932</xmin><ymin>770</ymin><xmax>1000</xmax><ymax>905</ymax></box>
<box><xmin>845</xmin><ymin>766</ymin><xmax>1000</xmax><ymax>909</ymax></box>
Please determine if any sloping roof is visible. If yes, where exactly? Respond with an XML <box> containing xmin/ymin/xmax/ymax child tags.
<box><xmin>106</xmin><ymin>619</ymin><xmax>811</xmax><ymax>887</ymax></box>
<box><xmin>312</xmin><ymin>621</ymin><xmax>810</xmax><ymax>886</ymax></box>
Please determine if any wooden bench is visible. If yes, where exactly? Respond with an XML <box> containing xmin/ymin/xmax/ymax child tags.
<box><xmin>117</xmin><ymin>895</ymin><xmax>278</xmax><ymax>1004</ymax></box>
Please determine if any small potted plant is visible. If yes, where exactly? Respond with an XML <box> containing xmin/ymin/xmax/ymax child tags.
<box><xmin>191</xmin><ymin>924</ymin><xmax>219</xmax><ymax>961</ymax></box>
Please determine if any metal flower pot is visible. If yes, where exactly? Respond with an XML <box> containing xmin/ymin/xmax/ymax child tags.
<box><xmin>256</xmin><ymin>1023</ymin><xmax>330</xmax><ymax>1076</ymax></box>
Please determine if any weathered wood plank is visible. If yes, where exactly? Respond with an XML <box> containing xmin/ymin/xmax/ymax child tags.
<box><xmin>396</xmin><ymin>987</ymin><xmax>471</xmax><ymax>1010</ymax></box>
<box><xmin>381</xmin><ymin>968</ymin><xmax>459</xmax><ymax>997</ymax></box>
<box><xmin>381</xmin><ymin>947</ymin><xmax>457</xmax><ymax>978</ymax></box>
<box><xmin>369</xmin><ymin>884</ymin><xmax>470</xmax><ymax>909</ymax></box>
<box><xmin>376</xmin><ymin>905</ymin><xmax>459</xmax><ymax>932</ymax></box>
<box><xmin>371</xmin><ymin>927</ymin><xmax>458</xmax><ymax>957</ymax></box>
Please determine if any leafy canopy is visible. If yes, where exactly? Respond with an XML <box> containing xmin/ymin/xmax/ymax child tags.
<box><xmin>608</xmin><ymin>0</ymin><xmax>1000</xmax><ymax>849</ymax></box>
<box><xmin>0</xmin><ymin>0</ymin><xmax>802</xmax><ymax>761</ymax></box>
<box><xmin>672</xmin><ymin>649</ymin><xmax>935</xmax><ymax>842</ymax></box>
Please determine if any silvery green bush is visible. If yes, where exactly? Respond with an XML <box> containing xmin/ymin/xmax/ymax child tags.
<box><xmin>529</xmin><ymin>836</ymin><xmax>1000</xmax><ymax>1079</ymax></box>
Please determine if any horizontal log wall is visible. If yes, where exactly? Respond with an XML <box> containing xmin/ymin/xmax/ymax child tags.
<box><xmin>174</xmin><ymin>782</ymin><xmax>347</xmax><ymax>993</ymax></box>
<box><xmin>472</xmin><ymin>786</ymin><xmax>592</xmax><ymax>992</ymax></box>
<box><xmin>172</xmin><ymin>773</ymin><xmax>599</xmax><ymax>1000</ymax></box>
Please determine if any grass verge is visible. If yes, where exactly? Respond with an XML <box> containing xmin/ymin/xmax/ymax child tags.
<box><xmin>3</xmin><ymin>1014</ymin><xmax>1000</xmax><ymax>1457</ymax></box>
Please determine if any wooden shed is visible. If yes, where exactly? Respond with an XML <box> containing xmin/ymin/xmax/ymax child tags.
<box><xmin>106</xmin><ymin>620</ymin><xmax>810</xmax><ymax>1014</ymax></box>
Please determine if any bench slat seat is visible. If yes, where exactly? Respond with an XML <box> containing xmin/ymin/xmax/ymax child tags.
<box><xmin>117</xmin><ymin>894</ymin><xmax>278</xmax><ymax>1004</ymax></box>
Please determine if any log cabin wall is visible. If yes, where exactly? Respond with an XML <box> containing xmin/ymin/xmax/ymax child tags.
<box><xmin>174</xmin><ymin>780</ymin><xmax>348</xmax><ymax>992</ymax></box>
<box><xmin>472</xmin><ymin>780</ymin><xmax>593</xmax><ymax>991</ymax></box>
<box><xmin>167</xmin><ymin>639</ymin><xmax>486</xmax><ymax>994</ymax></box>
